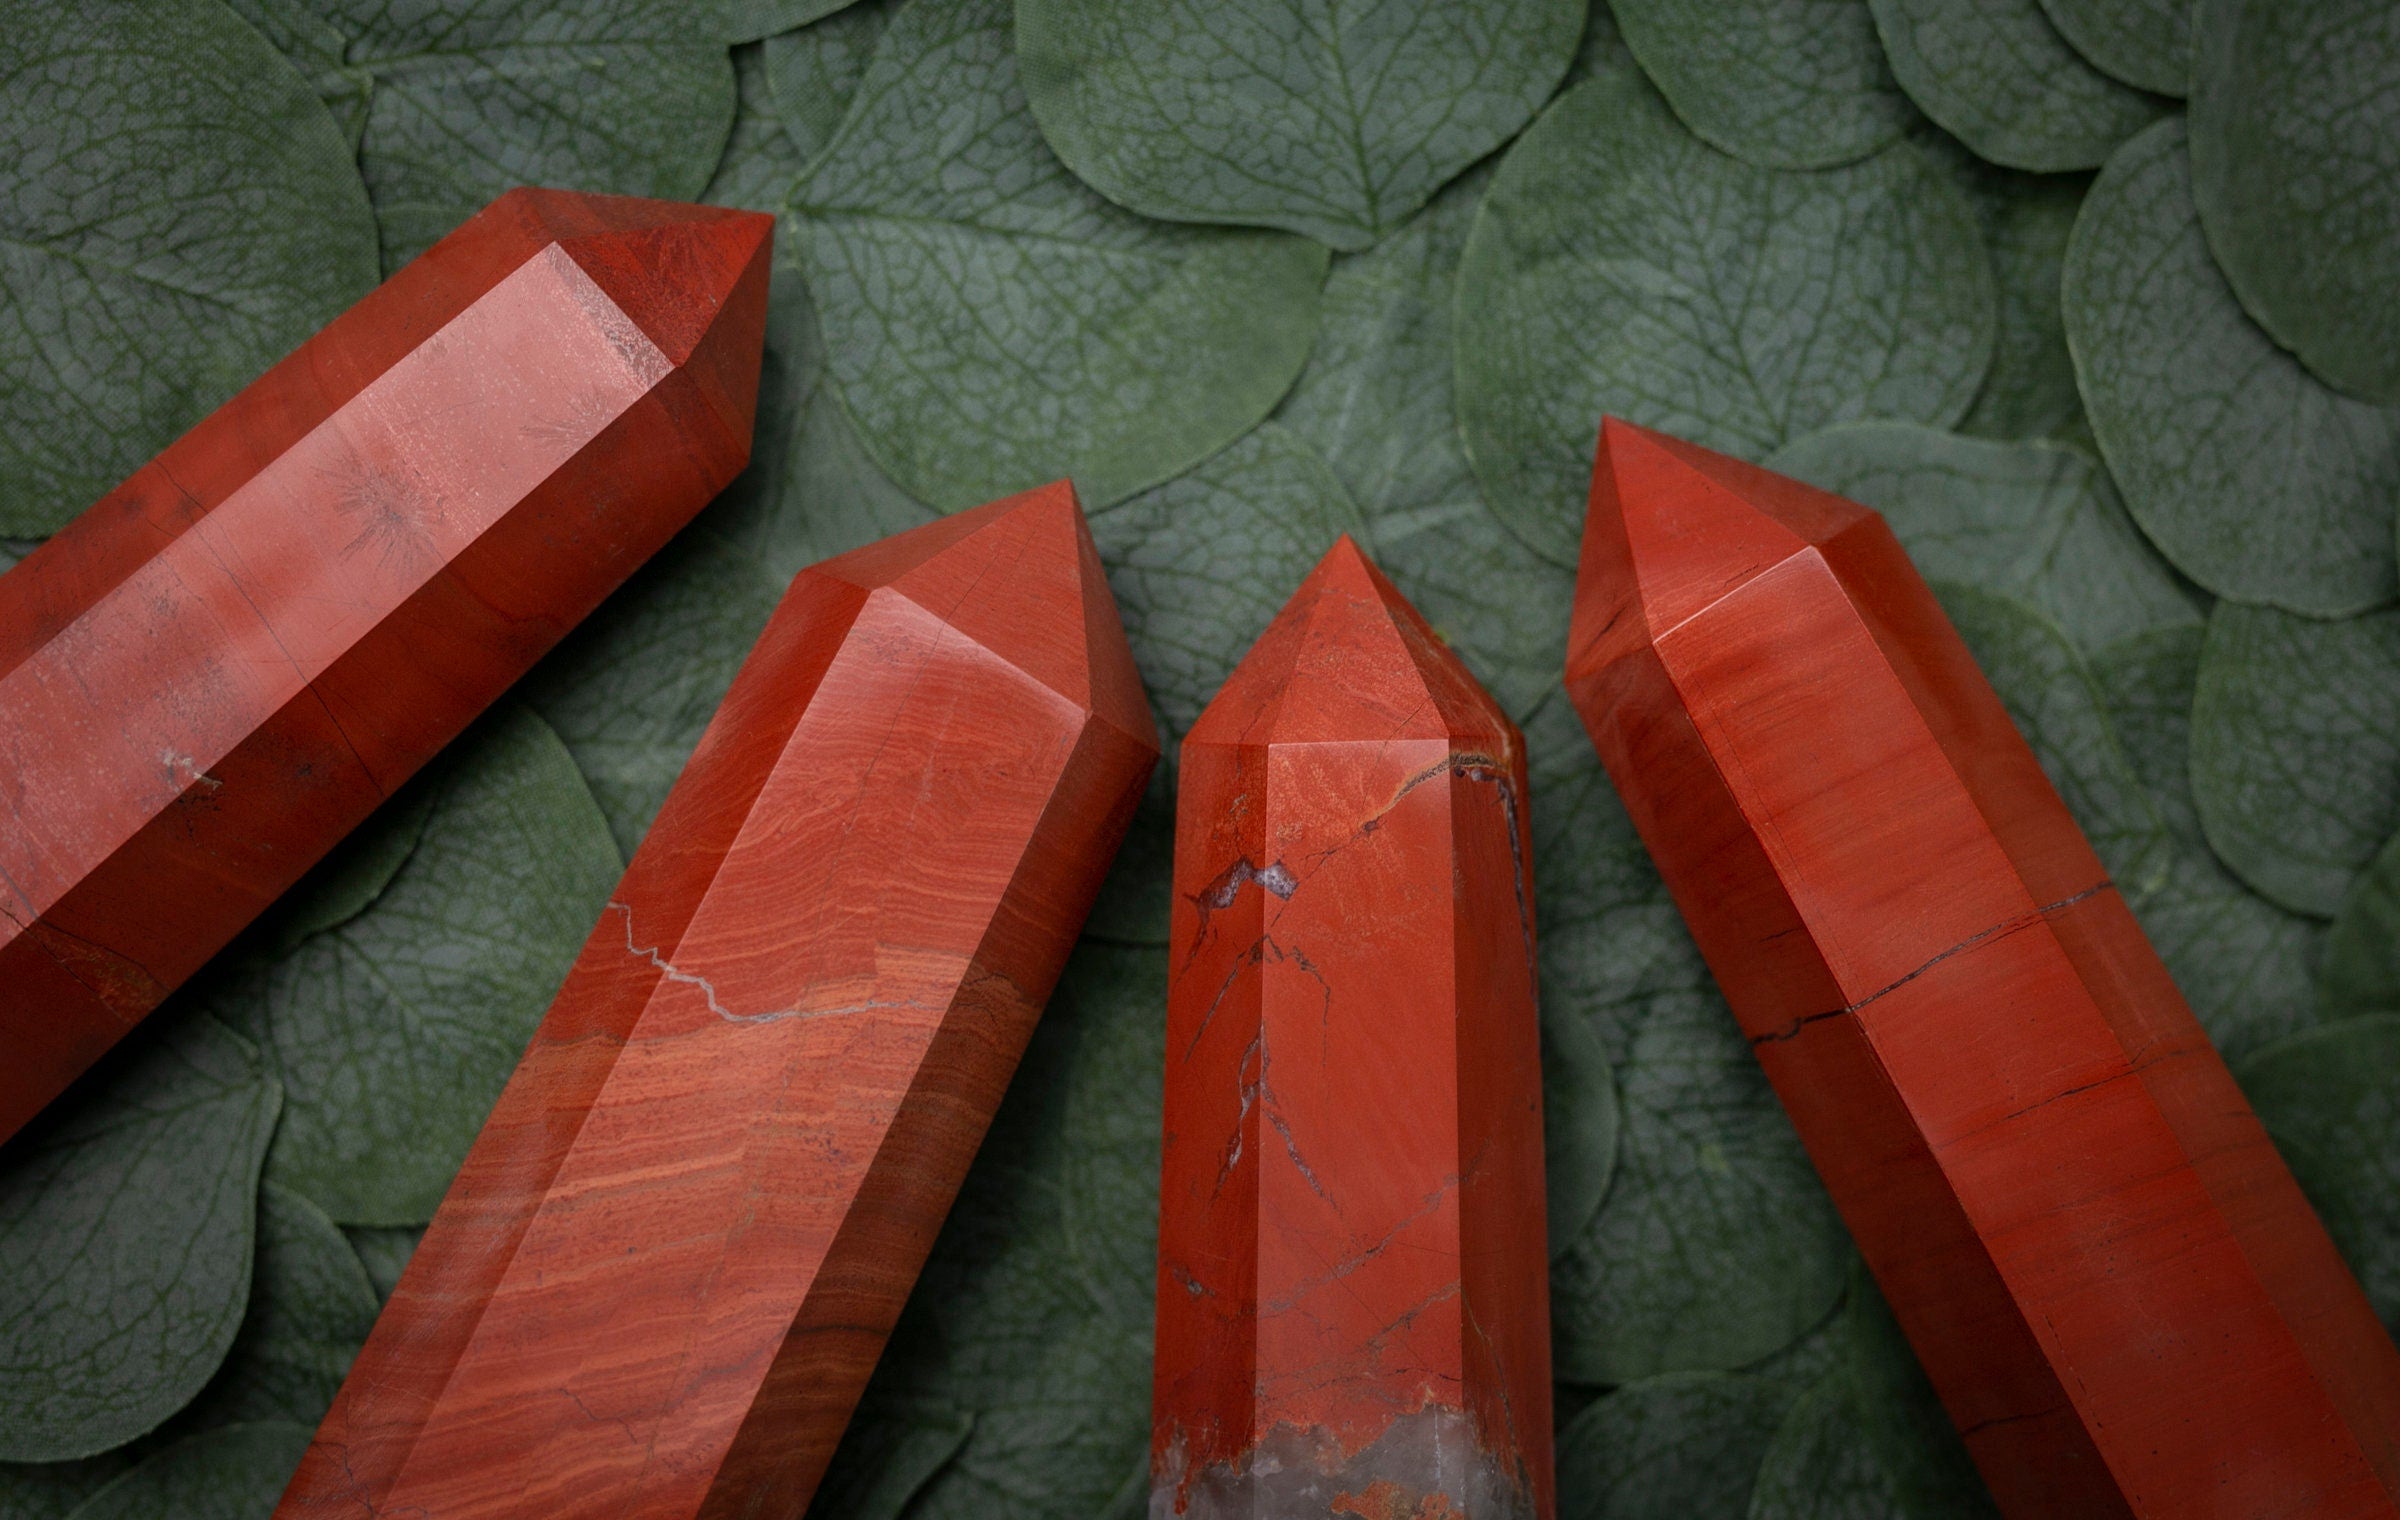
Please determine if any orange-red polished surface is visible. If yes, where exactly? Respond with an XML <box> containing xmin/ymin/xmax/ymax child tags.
<box><xmin>0</xmin><ymin>189</ymin><xmax>771</xmax><ymax>1142</ymax></box>
<box><xmin>274</xmin><ymin>483</ymin><xmax>1157</xmax><ymax>1520</ymax></box>
<box><xmin>1566</xmin><ymin>417</ymin><xmax>2400</xmax><ymax>1518</ymax></box>
<box><xmin>1154</xmin><ymin>539</ymin><xmax>1552</xmax><ymax>1520</ymax></box>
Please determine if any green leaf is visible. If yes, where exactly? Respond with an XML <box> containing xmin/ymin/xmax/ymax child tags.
<box><xmin>1556</xmin><ymin>1371</ymin><xmax>1795</xmax><ymax>1518</ymax></box>
<box><xmin>705</xmin><ymin>42</ymin><xmax>810</xmax><ymax>213</ymax></box>
<box><xmin>2236</xmin><ymin>1014</ymin><xmax>2400</xmax><ymax>1334</ymax></box>
<box><xmin>268</xmin><ymin>792</ymin><xmax>436</xmax><ymax>953</ymax></box>
<box><xmin>0</xmin><ymin>1455</ymin><xmax>135</xmax><ymax>1520</ymax></box>
<box><xmin>1274</xmin><ymin>165</ymin><xmax>1571</xmax><ymax>718</ymax></box>
<box><xmin>2322</xmin><ymin>830</ymin><xmax>2400</xmax><ymax>1020</ymax></box>
<box><xmin>1769</xmin><ymin>424</ymin><xmax>2198</xmax><ymax>654</ymax></box>
<box><xmin>2189</xmin><ymin>0</ymin><xmax>2400</xmax><ymax>404</ymax></box>
<box><xmin>0</xmin><ymin>1016</ymin><xmax>281</xmax><ymax>1462</ymax></box>
<box><xmin>0</xmin><ymin>0</ymin><xmax>377</xmax><ymax>536</ymax></box>
<box><xmin>817</xmin><ymin>940</ymin><xmax>1158</xmax><ymax>1518</ymax></box>
<box><xmin>2061</xmin><ymin>118</ymin><xmax>2400</xmax><ymax>617</ymax></box>
<box><xmin>2088</xmin><ymin>625</ymin><xmax>2326</xmax><ymax>1058</ymax></box>
<box><xmin>1747</xmin><ymin>1270</ymin><xmax>1999</xmax><ymax>1520</ymax></box>
<box><xmin>726</xmin><ymin>0</ymin><xmax>856</xmax><ymax>43</ymax></box>
<box><xmin>172</xmin><ymin>1184</ymin><xmax>378</xmax><ymax>1434</ymax></box>
<box><xmin>1456</xmin><ymin>66</ymin><xmax>1994</xmax><ymax>566</ymax></box>
<box><xmin>531</xmin><ymin>525</ymin><xmax>783</xmax><ymax>854</ymax></box>
<box><xmin>762</xmin><ymin>0</ymin><xmax>895</xmax><ymax>162</ymax></box>
<box><xmin>59</xmin><ymin>1422</ymin><xmax>312</xmax><ymax>1520</ymax></box>
<box><xmin>2191</xmin><ymin>603</ymin><xmax>2400</xmax><ymax>917</ymax></box>
<box><xmin>1568</xmin><ymin>0</ymin><xmax>1633</xmax><ymax>81</ymax></box>
<box><xmin>227</xmin><ymin>0</ymin><xmax>738</xmax><ymax>271</ymax></box>
<box><xmin>1546</xmin><ymin>998</ymin><xmax>1622</xmax><ymax>1263</ymax></box>
<box><xmin>807</xmin><ymin>1409</ymin><xmax>977</xmax><ymax>1520</ymax></box>
<box><xmin>1016</xmin><ymin>0</ymin><xmax>1581</xmax><ymax>250</ymax></box>
<box><xmin>789</xmin><ymin>0</ymin><xmax>1327</xmax><ymax>510</ymax></box>
<box><xmin>2035</xmin><ymin>0</ymin><xmax>2190</xmax><ymax>96</ymax></box>
<box><xmin>1079</xmin><ymin>773</ymin><xmax>1175</xmax><ymax>947</ymax></box>
<box><xmin>341</xmin><ymin>1226</ymin><xmax>423</xmax><ymax>1304</ymax></box>
<box><xmin>1828</xmin><ymin>1267</ymin><xmax>1998</xmax><ymax>1519</ymax></box>
<box><xmin>1867</xmin><ymin>0</ymin><xmax>2169</xmax><ymax>172</ymax></box>
<box><xmin>1746</xmin><ymin>1378</ymin><xmax>1907</xmax><ymax>1519</ymax></box>
<box><xmin>1087</xmin><ymin>423</ymin><xmax>1367</xmax><ymax>740</ymax></box>
<box><xmin>213</xmin><ymin>705</ymin><xmax>622</xmax><ymax>1225</ymax></box>
<box><xmin>1529</xmin><ymin>699</ymin><xmax>1850</xmax><ymax>1384</ymax></box>
<box><xmin>1938</xmin><ymin>585</ymin><xmax>2165</xmax><ymax>883</ymax></box>
<box><xmin>1938</xmin><ymin>155</ymin><xmax>2089</xmax><ymax>441</ymax></box>
<box><xmin>1610</xmin><ymin>0</ymin><xmax>1914</xmax><ymax>170</ymax></box>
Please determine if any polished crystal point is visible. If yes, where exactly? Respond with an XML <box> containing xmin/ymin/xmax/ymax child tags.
<box><xmin>1154</xmin><ymin>537</ymin><xmax>1553</xmax><ymax>1520</ymax></box>
<box><xmin>0</xmin><ymin>188</ymin><xmax>773</xmax><ymax>1142</ymax></box>
<box><xmin>275</xmin><ymin>481</ymin><xmax>1157</xmax><ymax>1519</ymax></box>
<box><xmin>1567</xmin><ymin>416</ymin><xmax>2400</xmax><ymax>1518</ymax></box>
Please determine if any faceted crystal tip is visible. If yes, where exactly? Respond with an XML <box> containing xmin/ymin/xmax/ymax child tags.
<box><xmin>1569</xmin><ymin>416</ymin><xmax>1875</xmax><ymax>680</ymax></box>
<box><xmin>1189</xmin><ymin>534</ymin><xmax>1513</xmax><ymax>750</ymax></box>
<box><xmin>814</xmin><ymin>481</ymin><xmax>1157</xmax><ymax>753</ymax></box>
<box><xmin>493</xmin><ymin>188</ymin><xmax>775</xmax><ymax>366</ymax></box>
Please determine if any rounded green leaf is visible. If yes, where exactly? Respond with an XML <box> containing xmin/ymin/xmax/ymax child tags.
<box><xmin>1274</xmin><ymin>166</ymin><xmax>1571</xmax><ymax>717</ymax></box>
<box><xmin>2237</xmin><ymin>1015</ymin><xmax>2400</xmax><ymax>1333</ymax></box>
<box><xmin>1939</xmin><ymin>586</ymin><xmax>2165</xmax><ymax>883</ymax></box>
<box><xmin>214</xmin><ymin>706</ymin><xmax>622</xmax><ymax>1225</ymax></box>
<box><xmin>1531</xmin><ymin>703</ymin><xmax>1849</xmax><ymax>1383</ymax></box>
<box><xmin>342</xmin><ymin>1227</ymin><xmax>424</xmax><ymax>1304</ymax></box>
<box><xmin>1556</xmin><ymin>1371</ymin><xmax>1792</xmax><ymax>1517</ymax></box>
<box><xmin>2189</xmin><ymin>0</ymin><xmax>2400</xmax><ymax>404</ymax></box>
<box><xmin>1017</xmin><ymin>0</ymin><xmax>1582</xmax><ymax>250</ymax></box>
<box><xmin>0</xmin><ymin>1016</ymin><xmax>281</xmax><ymax>1461</ymax></box>
<box><xmin>0</xmin><ymin>0</ymin><xmax>377</xmax><ymax>536</ymax></box>
<box><xmin>705</xmin><ymin>42</ymin><xmax>809</xmax><ymax>214</ymax></box>
<box><xmin>174</xmin><ymin>1184</ymin><xmax>379</xmax><ymax>1434</ymax></box>
<box><xmin>2192</xmin><ymin>602</ymin><xmax>2400</xmax><ymax>917</ymax></box>
<box><xmin>1749</xmin><ymin>1284</ymin><xmax>2002</xmax><ymax>1520</ymax></box>
<box><xmin>60</xmin><ymin>1422</ymin><xmax>312</xmax><ymax>1520</ymax></box>
<box><xmin>1457</xmin><ymin>67</ymin><xmax>1993</xmax><ymax>566</ymax></box>
<box><xmin>726</xmin><ymin>0</ymin><xmax>857</xmax><ymax>43</ymax></box>
<box><xmin>2035</xmin><ymin>0</ymin><xmax>2190</xmax><ymax>96</ymax></box>
<box><xmin>1087</xmin><ymin>423</ymin><xmax>1367</xmax><ymax>739</ymax></box>
<box><xmin>2322</xmin><ymin>829</ymin><xmax>2400</xmax><ymax>1021</ymax></box>
<box><xmin>1746</xmin><ymin>1377</ymin><xmax>1904</xmax><ymax>1519</ymax></box>
<box><xmin>2088</xmin><ymin>626</ymin><xmax>2326</xmax><ymax>1059</ymax></box>
<box><xmin>1767</xmin><ymin>424</ymin><xmax>2199</xmax><ymax>653</ymax></box>
<box><xmin>763</xmin><ymin>0</ymin><xmax>896</xmax><ymax>162</ymax></box>
<box><xmin>1611</xmin><ymin>0</ymin><xmax>1914</xmax><ymax>170</ymax></box>
<box><xmin>1835</xmin><ymin>1268</ymin><xmax>1999</xmax><ymax>1517</ymax></box>
<box><xmin>1546</xmin><ymin>1002</ymin><xmax>1622</xmax><ymax>1262</ymax></box>
<box><xmin>790</xmin><ymin>0</ymin><xmax>1327</xmax><ymax>511</ymax></box>
<box><xmin>1868</xmin><ymin>0</ymin><xmax>2169</xmax><ymax>171</ymax></box>
<box><xmin>1941</xmin><ymin>156</ymin><xmax>2089</xmax><ymax>441</ymax></box>
<box><xmin>2062</xmin><ymin>119</ymin><xmax>2400</xmax><ymax>616</ymax></box>
<box><xmin>226</xmin><ymin>0</ymin><xmax>737</xmax><ymax>271</ymax></box>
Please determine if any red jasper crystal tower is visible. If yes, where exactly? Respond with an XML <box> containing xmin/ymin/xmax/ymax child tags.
<box><xmin>1154</xmin><ymin>538</ymin><xmax>1553</xmax><ymax>1520</ymax></box>
<box><xmin>275</xmin><ymin>483</ymin><xmax>1158</xmax><ymax>1520</ymax></box>
<box><xmin>1566</xmin><ymin>417</ymin><xmax>2400</xmax><ymax>1518</ymax></box>
<box><xmin>0</xmin><ymin>189</ymin><xmax>771</xmax><ymax>1143</ymax></box>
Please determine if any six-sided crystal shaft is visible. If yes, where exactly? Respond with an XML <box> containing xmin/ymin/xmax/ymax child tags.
<box><xmin>1566</xmin><ymin>418</ymin><xmax>2400</xmax><ymax>1517</ymax></box>
<box><xmin>0</xmin><ymin>189</ymin><xmax>772</xmax><ymax>1143</ymax></box>
<box><xmin>1154</xmin><ymin>538</ymin><xmax>1553</xmax><ymax>1520</ymax></box>
<box><xmin>275</xmin><ymin>482</ymin><xmax>1157</xmax><ymax>1520</ymax></box>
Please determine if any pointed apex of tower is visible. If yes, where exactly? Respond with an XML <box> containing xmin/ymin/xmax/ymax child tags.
<box><xmin>1571</xmin><ymin>419</ymin><xmax>1878</xmax><ymax>679</ymax></box>
<box><xmin>1189</xmin><ymin>537</ymin><xmax>1512</xmax><ymax>750</ymax></box>
<box><xmin>813</xmin><ymin>483</ymin><xmax>1155</xmax><ymax>750</ymax></box>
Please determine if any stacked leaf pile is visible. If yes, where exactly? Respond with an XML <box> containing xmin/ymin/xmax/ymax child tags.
<box><xmin>2</xmin><ymin>0</ymin><xmax>2396</xmax><ymax>1514</ymax></box>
